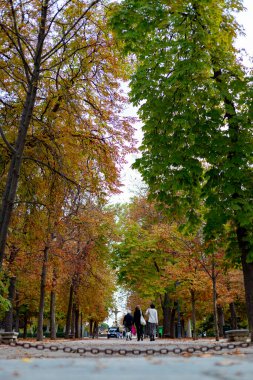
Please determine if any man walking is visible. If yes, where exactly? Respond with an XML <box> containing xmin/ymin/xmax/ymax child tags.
<box><xmin>146</xmin><ymin>304</ymin><xmax>158</xmax><ymax>341</ymax></box>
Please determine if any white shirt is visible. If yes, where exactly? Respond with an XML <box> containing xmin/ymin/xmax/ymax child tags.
<box><xmin>145</xmin><ymin>308</ymin><xmax>158</xmax><ymax>324</ymax></box>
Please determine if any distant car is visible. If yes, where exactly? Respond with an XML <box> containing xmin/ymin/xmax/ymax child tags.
<box><xmin>107</xmin><ymin>327</ymin><xmax>119</xmax><ymax>339</ymax></box>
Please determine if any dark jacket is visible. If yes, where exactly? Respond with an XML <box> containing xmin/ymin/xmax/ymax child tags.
<box><xmin>123</xmin><ymin>313</ymin><xmax>134</xmax><ymax>327</ymax></box>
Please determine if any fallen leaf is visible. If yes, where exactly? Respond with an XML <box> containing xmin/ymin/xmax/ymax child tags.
<box><xmin>21</xmin><ymin>358</ymin><xmax>32</xmax><ymax>363</ymax></box>
<box><xmin>215</xmin><ymin>360</ymin><xmax>239</xmax><ymax>366</ymax></box>
<box><xmin>196</xmin><ymin>353</ymin><xmax>213</xmax><ymax>358</ymax></box>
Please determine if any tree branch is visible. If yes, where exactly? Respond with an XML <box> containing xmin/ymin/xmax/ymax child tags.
<box><xmin>41</xmin><ymin>0</ymin><xmax>101</xmax><ymax>62</ymax></box>
<box><xmin>0</xmin><ymin>127</ymin><xmax>16</xmax><ymax>153</ymax></box>
<box><xmin>8</xmin><ymin>0</ymin><xmax>32</xmax><ymax>80</ymax></box>
<box><xmin>22</xmin><ymin>156</ymin><xmax>79</xmax><ymax>187</ymax></box>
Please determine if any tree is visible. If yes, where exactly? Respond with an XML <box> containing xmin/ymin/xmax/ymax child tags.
<box><xmin>113</xmin><ymin>196</ymin><xmax>200</xmax><ymax>337</ymax></box>
<box><xmin>111</xmin><ymin>0</ymin><xmax>253</xmax><ymax>339</ymax></box>
<box><xmin>0</xmin><ymin>0</ymin><xmax>135</xmax><ymax>267</ymax></box>
<box><xmin>2</xmin><ymin>195</ymin><xmax>117</xmax><ymax>340</ymax></box>
<box><xmin>53</xmin><ymin>199</ymin><xmax>116</xmax><ymax>340</ymax></box>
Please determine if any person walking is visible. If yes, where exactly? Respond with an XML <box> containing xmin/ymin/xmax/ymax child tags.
<box><xmin>123</xmin><ymin>311</ymin><xmax>134</xmax><ymax>340</ymax></box>
<box><xmin>145</xmin><ymin>303</ymin><xmax>158</xmax><ymax>341</ymax></box>
<box><xmin>134</xmin><ymin>305</ymin><xmax>144</xmax><ymax>341</ymax></box>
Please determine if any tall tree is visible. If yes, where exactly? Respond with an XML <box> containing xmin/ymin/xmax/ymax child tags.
<box><xmin>0</xmin><ymin>0</ymin><xmax>135</xmax><ymax>267</ymax></box>
<box><xmin>111</xmin><ymin>0</ymin><xmax>253</xmax><ymax>339</ymax></box>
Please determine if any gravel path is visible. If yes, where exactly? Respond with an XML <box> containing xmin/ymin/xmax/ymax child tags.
<box><xmin>1</xmin><ymin>337</ymin><xmax>253</xmax><ymax>359</ymax></box>
<box><xmin>1</xmin><ymin>338</ymin><xmax>253</xmax><ymax>380</ymax></box>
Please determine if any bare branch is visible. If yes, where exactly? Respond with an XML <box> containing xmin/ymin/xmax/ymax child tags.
<box><xmin>0</xmin><ymin>127</ymin><xmax>16</xmax><ymax>153</ymax></box>
<box><xmin>8</xmin><ymin>0</ymin><xmax>32</xmax><ymax>80</ymax></box>
<box><xmin>41</xmin><ymin>0</ymin><xmax>101</xmax><ymax>62</ymax></box>
<box><xmin>41</xmin><ymin>42</ymin><xmax>97</xmax><ymax>71</ymax></box>
<box><xmin>23</xmin><ymin>156</ymin><xmax>79</xmax><ymax>187</ymax></box>
<box><xmin>44</xmin><ymin>0</ymin><xmax>73</xmax><ymax>40</ymax></box>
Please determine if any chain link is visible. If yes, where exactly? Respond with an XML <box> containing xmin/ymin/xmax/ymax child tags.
<box><xmin>0</xmin><ymin>339</ymin><xmax>252</xmax><ymax>356</ymax></box>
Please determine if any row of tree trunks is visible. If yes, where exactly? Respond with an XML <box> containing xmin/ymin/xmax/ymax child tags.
<box><xmin>65</xmin><ymin>278</ymin><xmax>83</xmax><ymax>339</ymax></box>
<box><xmin>161</xmin><ymin>291</ymin><xmax>238</xmax><ymax>339</ymax></box>
<box><xmin>4</xmin><ymin>288</ymin><xmax>239</xmax><ymax>340</ymax></box>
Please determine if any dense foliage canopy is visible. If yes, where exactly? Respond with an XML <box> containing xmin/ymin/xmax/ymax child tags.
<box><xmin>110</xmin><ymin>0</ymin><xmax>253</xmax><ymax>337</ymax></box>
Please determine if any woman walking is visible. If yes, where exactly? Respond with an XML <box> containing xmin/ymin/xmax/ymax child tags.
<box><xmin>134</xmin><ymin>305</ymin><xmax>144</xmax><ymax>341</ymax></box>
<box><xmin>146</xmin><ymin>303</ymin><xmax>158</xmax><ymax>341</ymax></box>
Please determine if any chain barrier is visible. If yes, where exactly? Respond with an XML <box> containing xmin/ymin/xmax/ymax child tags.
<box><xmin>0</xmin><ymin>339</ymin><xmax>252</xmax><ymax>356</ymax></box>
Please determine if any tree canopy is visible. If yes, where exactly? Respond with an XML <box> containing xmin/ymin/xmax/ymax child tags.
<box><xmin>110</xmin><ymin>0</ymin><xmax>253</xmax><ymax>338</ymax></box>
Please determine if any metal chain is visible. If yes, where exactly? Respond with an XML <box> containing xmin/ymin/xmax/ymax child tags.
<box><xmin>0</xmin><ymin>340</ymin><xmax>252</xmax><ymax>356</ymax></box>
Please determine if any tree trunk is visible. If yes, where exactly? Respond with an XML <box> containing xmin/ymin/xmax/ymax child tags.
<box><xmin>214</xmin><ymin>68</ymin><xmax>253</xmax><ymax>343</ymax></box>
<box><xmin>15</xmin><ymin>307</ymin><xmax>19</xmax><ymax>333</ymax></box>
<box><xmin>65</xmin><ymin>284</ymin><xmax>74</xmax><ymax>338</ymax></box>
<box><xmin>212</xmin><ymin>277</ymin><xmax>219</xmax><ymax>341</ymax></box>
<box><xmin>4</xmin><ymin>276</ymin><xmax>16</xmax><ymax>331</ymax></box>
<box><xmin>14</xmin><ymin>291</ymin><xmax>20</xmax><ymax>333</ymax></box>
<box><xmin>0</xmin><ymin>1</ymin><xmax>50</xmax><ymax>268</ymax></box>
<box><xmin>71</xmin><ymin>303</ymin><xmax>76</xmax><ymax>337</ymax></box>
<box><xmin>89</xmin><ymin>319</ymin><xmax>93</xmax><ymax>337</ymax></box>
<box><xmin>190</xmin><ymin>289</ymin><xmax>197</xmax><ymax>340</ymax></box>
<box><xmin>237</xmin><ymin>226</ymin><xmax>253</xmax><ymax>342</ymax></box>
<box><xmin>3</xmin><ymin>245</ymin><xmax>19</xmax><ymax>331</ymax></box>
<box><xmin>75</xmin><ymin>307</ymin><xmax>79</xmax><ymax>338</ymax></box>
<box><xmin>181</xmin><ymin>316</ymin><xmax>185</xmax><ymax>337</ymax></box>
<box><xmin>229</xmin><ymin>302</ymin><xmax>238</xmax><ymax>330</ymax></box>
<box><xmin>92</xmin><ymin>321</ymin><xmax>98</xmax><ymax>339</ymax></box>
<box><xmin>37</xmin><ymin>246</ymin><xmax>49</xmax><ymax>341</ymax></box>
<box><xmin>23</xmin><ymin>311</ymin><xmax>28</xmax><ymax>339</ymax></box>
<box><xmin>170</xmin><ymin>308</ymin><xmax>176</xmax><ymax>338</ymax></box>
<box><xmin>50</xmin><ymin>290</ymin><xmax>56</xmax><ymax>340</ymax></box>
<box><xmin>217</xmin><ymin>305</ymin><xmax>224</xmax><ymax>338</ymax></box>
<box><xmin>161</xmin><ymin>292</ymin><xmax>171</xmax><ymax>336</ymax></box>
<box><xmin>50</xmin><ymin>270</ymin><xmax>57</xmax><ymax>340</ymax></box>
<box><xmin>80</xmin><ymin>312</ymin><xmax>83</xmax><ymax>338</ymax></box>
<box><xmin>241</xmin><ymin>257</ymin><xmax>253</xmax><ymax>340</ymax></box>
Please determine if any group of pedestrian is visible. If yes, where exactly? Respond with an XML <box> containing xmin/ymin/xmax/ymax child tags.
<box><xmin>123</xmin><ymin>303</ymin><xmax>158</xmax><ymax>341</ymax></box>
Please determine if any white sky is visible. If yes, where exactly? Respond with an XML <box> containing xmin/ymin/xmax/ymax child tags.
<box><xmin>235</xmin><ymin>0</ymin><xmax>253</xmax><ymax>56</ymax></box>
<box><xmin>110</xmin><ymin>0</ymin><xmax>253</xmax><ymax>206</ymax></box>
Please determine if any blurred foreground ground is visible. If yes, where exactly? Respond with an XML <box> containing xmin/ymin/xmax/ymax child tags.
<box><xmin>1</xmin><ymin>337</ymin><xmax>253</xmax><ymax>380</ymax></box>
